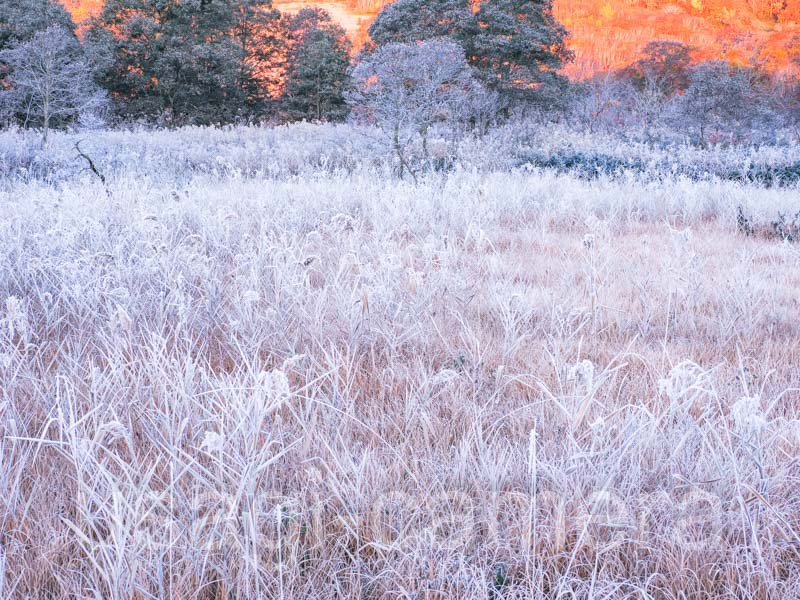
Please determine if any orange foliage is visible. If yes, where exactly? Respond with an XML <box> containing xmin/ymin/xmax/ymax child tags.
<box><xmin>61</xmin><ymin>0</ymin><xmax>800</xmax><ymax>77</ymax></box>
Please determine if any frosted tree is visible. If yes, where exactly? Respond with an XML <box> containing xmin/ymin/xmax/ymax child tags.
<box><xmin>625</xmin><ymin>41</ymin><xmax>692</xmax><ymax>138</ymax></box>
<box><xmin>0</xmin><ymin>26</ymin><xmax>106</xmax><ymax>145</ymax></box>
<box><xmin>347</xmin><ymin>39</ymin><xmax>489</xmax><ymax>178</ymax></box>
<box><xmin>0</xmin><ymin>0</ymin><xmax>76</xmax><ymax>92</ymax></box>
<box><xmin>570</xmin><ymin>74</ymin><xmax>635</xmax><ymax>134</ymax></box>
<box><xmin>0</xmin><ymin>0</ymin><xmax>74</xmax><ymax>51</ymax></box>
<box><xmin>367</xmin><ymin>0</ymin><xmax>571</xmax><ymax>113</ymax></box>
<box><xmin>672</xmin><ymin>60</ymin><xmax>769</xmax><ymax>146</ymax></box>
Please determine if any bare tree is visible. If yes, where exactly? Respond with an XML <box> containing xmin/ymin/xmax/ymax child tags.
<box><xmin>569</xmin><ymin>74</ymin><xmax>634</xmax><ymax>134</ymax></box>
<box><xmin>670</xmin><ymin>60</ymin><xmax>769</xmax><ymax>146</ymax></box>
<box><xmin>624</xmin><ymin>41</ymin><xmax>692</xmax><ymax>139</ymax></box>
<box><xmin>0</xmin><ymin>26</ymin><xmax>105</xmax><ymax>145</ymax></box>
<box><xmin>347</xmin><ymin>39</ymin><xmax>490</xmax><ymax>178</ymax></box>
<box><xmin>630</xmin><ymin>72</ymin><xmax>669</xmax><ymax>139</ymax></box>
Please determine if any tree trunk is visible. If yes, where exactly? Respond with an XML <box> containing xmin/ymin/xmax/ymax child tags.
<box><xmin>394</xmin><ymin>123</ymin><xmax>403</xmax><ymax>178</ymax></box>
<box><xmin>41</xmin><ymin>98</ymin><xmax>50</xmax><ymax>148</ymax></box>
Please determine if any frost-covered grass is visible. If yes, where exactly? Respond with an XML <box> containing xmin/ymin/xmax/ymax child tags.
<box><xmin>1</xmin><ymin>124</ymin><xmax>800</xmax><ymax>598</ymax></box>
<box><xmin>3</xmin><ymin>121</ymin><xmax>800</xmax><ymax>185</ymax></box>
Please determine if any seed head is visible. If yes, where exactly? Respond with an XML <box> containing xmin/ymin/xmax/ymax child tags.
<box><xmin>732</xmin><ymin>396</ymin><xmax>767</xmax><ymax>436</ymax></box>
<box><xmin>201</xmin><ymin>430</ymin><xmax>225</xmax><ymax>454</ymax></box>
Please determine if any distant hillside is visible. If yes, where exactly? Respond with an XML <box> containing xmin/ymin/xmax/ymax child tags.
<box><xmin>60</xmin><ymin>0</ymin><xmax>101</xmax><ymax>23</ymax></box>
<box><xmin>62</xmin><ymin>0</ymin><xmax>800</xmax><ymax>77</ymax></box>
<box><xmin>555</xmin><ymin>0</ymin><xmax>800</xmax><ymax>77</ymax></box>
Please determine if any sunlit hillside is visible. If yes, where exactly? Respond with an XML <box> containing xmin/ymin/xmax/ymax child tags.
<box><xmin>555</xmin><ymin>0</ymin><xmax>800</xmax><ymax>77</ymax></box>
<box><xmin>62</xmin><ymin>0</ymin><xmax>800</xmax><ymax>76</ymax></box>
<box><xmin>60</xmin><ymin>0</ymin><xmax>102</xmax><ymax>23</ymax></box>
<box><xmin>275</xmin><ymin>0</ymin><xmax>380</xmax><ymax>49</ymax></box>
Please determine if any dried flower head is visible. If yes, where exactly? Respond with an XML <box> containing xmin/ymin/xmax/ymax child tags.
<box><xmin>258</xmin><ymin>369</ymin><xmax>292</xmax><ymax>414</ymax></box>
<box><xmin>201</xmin><ymin>430</ymin><xmax>225</xmax><ymax>454</ymax></box>
<box><xmin>109</xmin><ymin>305</ymin><xmax>132</xmax><ymax>337</ymax></box>
<box><xmin>732</xmin><ymin>395</ymin><xmax>767</xmax><ymax>436</ymax></box>
<box><xmin>570</xmin><ymin>359</ymin><xmax>595</xmax><ymax>391</ymax></box>
<box><xmin>95</xmin><ymin>418</ymin><xmax>129</xmax><ymax>446</ymax></box>
<box><xmin>657</xmin><ymin>361</ymin><xmax>706</xmax><ymax>405</ymax></box>
<box><xmin>5</xmin><ymin>296</ymin><xmax>28</xmax><ymax>340</ymax></box>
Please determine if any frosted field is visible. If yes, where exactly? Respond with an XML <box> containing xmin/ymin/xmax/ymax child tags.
<box><xmin>1</xmin><ymin>125</ymin><xmax>800</xmax><ymax>598</ymax></box>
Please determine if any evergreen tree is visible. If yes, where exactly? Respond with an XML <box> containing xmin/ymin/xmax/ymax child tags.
<box><xmin>0</xmin><ymin>0</ymin><xmax>75</xmax><ymax>49</ymax></box>
<box><xmin>472</xmin><ymin>0</ymin><xmax>573</xmax><ymax>109</ymax></box>
<box><xmin>87</xmin><ymin>0</ymin><xmax>281</xmax><ymax>124</ymax></box>
<box><xmin>367</xmin><ymin>0</ymin><xmax>572</xmax><ymax>111</ymax></box>
<box><xmin>366</xmin><ymin>0</ymin><xmax>478</xmax><ymax>54</ymax></box>
<box><xmin>284</xmin><ymin>8</ymin><xmax>351</xmax><ymax>122</ymax></box>
<box><xmin>232</xmin><ymin>0</ymin><xmax>286</xmax><ymax>108</ymax></box>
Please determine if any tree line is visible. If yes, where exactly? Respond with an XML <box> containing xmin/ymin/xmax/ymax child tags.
<box><xmin>0</xmin><ymin>0</ymin><xmax>798</xmax><ymax>150</ymax></box>
<box><xmin>573</xmin><ymin>39</ymin><xmax>800</xmax><ymax>146</ymax></box>
<box><xmin>0</xmin><ymin>0</ymin><xmax>570</xmax><ymax>129</ymax></box>
<box><xmin>0</xmin><ymin>0</ymin><xmax>354</xmax><ymax>134</ymax></box>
